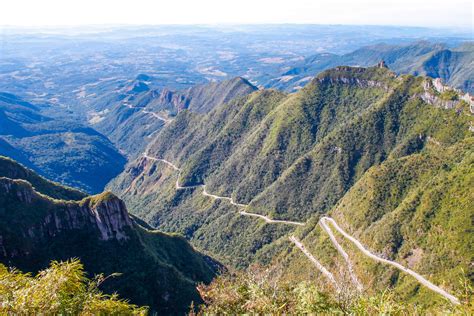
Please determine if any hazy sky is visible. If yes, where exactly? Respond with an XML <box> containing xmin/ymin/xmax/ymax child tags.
<box><xmin>1</xmin><ymin>0</ymin><xmax>472</xmax><ymax>28</ymax></box>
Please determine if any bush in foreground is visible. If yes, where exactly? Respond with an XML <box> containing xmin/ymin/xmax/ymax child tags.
<box><xmin>0</xmin><ymin>259</ymin><xmax>147</xmax><ymax>315</ymax></box>
<box><xmin>195</xmin><ymin>265</ymin><xmax>473</xmax><ymax>315</ymax></box>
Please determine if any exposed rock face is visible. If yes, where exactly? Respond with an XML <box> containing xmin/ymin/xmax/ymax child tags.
<box><xmin>421</xmin><ymin>78</ymin><xmax>474</xmax><ymax>111</ymax></box>
<box><xmin>148</xmin><ymin>77</ymin><xmax>258</xmax><ymax>114</ymax></box>
<box><xmin>0</xmin><ymin>157</ymin><xmax>218</xmax><ymax>314</ymax></box>
<box><xmin>95</xmin><ymin>76</ymin><xmax>259</xmax><ymax>158</ymax></box>
<box><xmin>84</xmin><ymin>195</ymin><xmax>133</xmax><ymax>240</ymax></box>
<box><xmin>155</xmin><ymin>88</ymin><xmax>190</xmax><ymax>112</ymax></box>
<box><xmin>432</xmin><ymin>78</ymin><xmax>446</xmax><ymax>92</ymax></box>
<box><xmin>312</xmin><ymin>65</ymin><xmax>397</xmax><ymax>91</ymax></box>
<box><xmin>0</xmin><ymin>177</ymin><xmax>133</xmax><ymax>260</ymax></box>
<box><xmin>317</xmin><ymin>75</ymin><xmax>388</xmax><ymax>89</ymax></box>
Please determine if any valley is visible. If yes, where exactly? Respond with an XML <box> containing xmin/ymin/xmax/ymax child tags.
<box><xmin>0</xmin><ymin>23</ymin><xmax>472</xmax><ymax>314</ymax></box>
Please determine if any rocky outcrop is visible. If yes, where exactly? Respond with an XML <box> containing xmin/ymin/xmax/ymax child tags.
<box><xmin>315</xmin><ymin>65</ymin><xmax>395</xmax><ymax>90</ymax></box>
<box><xmin>377</xmin><ymin>60</ymin><xmax>388</xmax><ymax>68</ymax></box>
<box><xmin>155</xmin><ymin>88</ymin><xmax>190</xmax><ymax>112</ymax></box>
<box><xmin>0</xmin><ymin>157</ymin><xmax>218</xmax><ymax>314</ymax></box>
<box><xmin>421</xmin><ymin>78</ymin><xmax>474</xmax><ymax>111</ymax></box>
<box><xmin>317</xmin><ymin>75</ymin><xmax>388</xmax><ymax>89</ymax></box>
<box><xmin>85</xmin><ymin>194</ymin><xmax>133</xmax><ymax>240</ymax></box>
<box><xmin>0</xmin><ymin>177</ymin><xmax>134</xmax><ymax>261</ymax></box>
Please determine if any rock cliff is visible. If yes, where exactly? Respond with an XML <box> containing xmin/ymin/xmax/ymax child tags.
<box><xmin>0</xmin><ymin>177</ymin><xmax>134</xmax><ymax>260</ymax></box>
<box><xmin>0</xmin><ymin>157</ymin><xmax>217</xmax><ymax>314</ymax></box>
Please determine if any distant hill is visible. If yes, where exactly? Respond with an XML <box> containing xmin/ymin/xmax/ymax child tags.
<box><xmin>0</xmin><ymin>92</ymin><xmax>126</xmax><ymax>193</ymax></box>
<box><xmin>108</xmin><ymin>65</ymin><xmax>473</xmax><ymax>307</ymax></box>
<box><xmin>411</xmin><ymin>43</ymin><xmax>473</xmax><ymax>93</ymax></box>
<box><xmin>0</xmin><ymin>156</ymin><xmax>217</xmax><ymax>314</ymax></box>
<box><xmin>267</xmin><ymin>41</ymin><xmax>474</xmax><ymax>94</ymax></box>
<box><xmin>94</xmin><ymin>76</ymin><xmax>257</xmax><ymax>157</ymax></box>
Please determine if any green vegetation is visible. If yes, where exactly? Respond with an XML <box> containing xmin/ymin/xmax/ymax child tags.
<box><xmin>0</xmin><ymin>155</ymin><xmax>86</xmax><ymax>200</ymax></box>
<box><xmin>274</xmin><ymin>41</ymin><xmax>474</xmax><ymax>94</ymax></box>
<box><xmin>0</xmin><ymin>259</ymin><xmax>147</xmax><ymax>315</ymax></box>
<box><xmin>440</xmin><ymin>89</ymin><xmax>459</xmax><ymax>101</ymax></box>
<box><xmin>95</xmin><ymin>76</ymin><xmax>257</xmax><ymax>157</ymax></box>
<box><xmin>196</xmin><ymin>266</ymin><xmax>473</xmax><ymax>314</ymax></box>
<box><xmin>284</xmin><ymin>139</ymin><xmax>473</xmax><ymax>307</ymax></box>
<box><xmin>196</xmin><ymin>266</ymin><xmax>341</xmax><ymax>314</ymax></box>
<box><xmin>108</xmin><ymin>65</ymin><xmax>473</xmax><ymax>305</ymax></box>
<box><xmin>0</xmin><ymin>92</ymin><xmax>126</xmax><ymax>193</ymax></box>
<box><xmin>0</xmin><ymin>157</ymin><xmax>217</xmax><ymax>314</ymax></box>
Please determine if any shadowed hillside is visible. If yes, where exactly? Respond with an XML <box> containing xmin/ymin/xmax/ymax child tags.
<box><xmin>0</xmin><ymin>92</ymin><xmax>126</xmax><ymax>193</ymax></box>
<box><xmin>0</xmin><ymin>157</ymin><xmax>217</xmax><ymax>314</ymax></box>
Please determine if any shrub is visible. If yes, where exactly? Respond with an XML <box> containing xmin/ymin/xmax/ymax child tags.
<box><xmin>0</xmin><ymin>259</ymin><xmax>148</xmax><ymax>315</ymax></box>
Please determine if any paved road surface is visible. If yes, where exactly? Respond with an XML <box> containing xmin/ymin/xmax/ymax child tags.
<box><xmin>140</xmin><ymin>152</ymin><xmax>460</xmax><ymax>304</ymax></box>
<box><xmin>142</xmin><ymin>154</ymin><xmax>304</xmax><ymax>226</ymax></box>
<box><xmin>320</xmin><ymin>218</ymin><xmax>363</xmax><ymax>291</ymax></box>
<box><xmin>289</xmin><ymin>236</ymin><xmax>339</xmax><ymax>291</ymax></box>
<box><xmin>321</xmin><ymin>217</ymin><xmax>460</xmax><ymax>305</ymax></box>
<box><xmin>124</xmin><ymin>103</ymin><xmax>173</xmax><ymax>124</ymax></box>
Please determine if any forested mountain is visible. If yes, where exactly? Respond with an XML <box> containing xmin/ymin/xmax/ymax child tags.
<box><xmin>0</xmin><ymin>156</ymin><xmax>217</xmax><ymax>313</ymax></box>
<box><xmin>267</xmin><ymin>41</ymin><xmax>474</xmax><ymax>94</ymax></box>
<box><xmin>281</xmin><ymin>137</ymin><xmax>473</xmax><ymax>307</ymax></box>
<box><xmin>108</xmin><ymin>64</ymin><xmax>473</xmax><ymax>309</ymax></box>
<box><xmin>94</xmin><ymin>76</ymin><xmax>257</xmax><ymax>157</ymax></box>
<box><xmin>412</xmin><ymin>42</ymin><xmax>474</xmax><ymax>92</ymax></box>
<box><xmin>0</xmin><ymin>92</ymin><xmax>126</xmax><ymax>193</ymax></box>
<box><xmin>0</xmin><ymin>24</ymin><xmax>473</xmax><ymax>313</ymax></box>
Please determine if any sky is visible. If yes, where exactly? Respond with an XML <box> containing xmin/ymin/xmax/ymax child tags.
<box><xmin>1</xmin><ymin>0</ymin><xmax>472</xmax><ymax>29</ymax></box>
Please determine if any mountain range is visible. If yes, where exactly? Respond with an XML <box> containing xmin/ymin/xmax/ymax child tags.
<box><xmin>0</xmin><ymin>28</ymin><xmax>473</xmax><ymax>313</ymax></box>
<box><xmin>267</xmin><ymin>41</ymin><xmax>474</xmax><ymax>94</ymax></box>
<box><xmin>108</xmin><ymin>64</ymin><xmax>473</xmax><ymax>309</ymax></box>
<box><xmin>94</xmin><ymin>76</ymin><xmax>257</xmax><ymax>157</ymax></box>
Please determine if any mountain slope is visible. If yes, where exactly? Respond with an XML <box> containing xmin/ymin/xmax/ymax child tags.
<box><xmin>283</xmin><ymin>138</ymin><xmax>473</xmax><ymax>307</ymax></box>
<box><xmin>0</xmin><ymin>155</ymin><xmax>85</xmax><ymax>200</ymax></box>
<box><xmin>412</xmin><ymin>44</ymin><xmax>474</xmax><ymax>93</ymax></box>
<box><xmin>0</xmin><ymin>157</ymin><xmax>217</xmax><ymax>314</ymax></box>
<box><xmin>0</xmin><ymin>92</ymin><xmax>126</xmax><ymax>193</ymax></box>
<box><xmin>108</xmin><ymin>65</ymin><xmax>473</xmax><ymax>305</ymax></box>
<box><xmin>94</xmin><ymin>77</ymin><xmax>257</xmax><ymax>157</ymax></box>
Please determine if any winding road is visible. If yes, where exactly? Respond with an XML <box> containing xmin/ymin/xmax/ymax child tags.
<box><xmin>139</xmin><ymin>152</ymin><xmax>460</xmax><ymax>305</ymax></box>
<box><xmin>142</xmin><ymin>153</ymin><xmax>304</xmax><ymax>226</ymax></box>
<box><xmin>319</xmin><ymin>217</ymin><xmax>363</xmax><ymax>291</ymax></box>
<box><xmin>289</xmin><ymin>236</ymin><xmax>340</xmax><ymax>291</ymax></box>
<box><xmin>142</xmin><ymin>109</ymin><xmax>174</xmax><ymax>124</ymax></box>
<box><xmin>124</xmin><ymin>102</ymin><xmax>173</xmax><ymax>124</ymax></box>
<box><xmin>320</xmin><ymin>217</ymin><xmax>460</xmax><ymax>305</ymax></box>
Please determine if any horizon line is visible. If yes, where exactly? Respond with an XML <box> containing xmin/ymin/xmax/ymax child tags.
<box><xmin>0</xmin><ymin>23</ymin><xmax>472</xmax><ymax>31</ymax></box>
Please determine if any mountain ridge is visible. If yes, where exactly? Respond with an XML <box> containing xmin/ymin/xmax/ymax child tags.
<box><xmin>107</xmin><ymin>65</ymin><xmax>472</xmax><ymax>307</ymax></box>
<box><xmin>267</xmin><ymin>41</ymin><xmax>474</xmax><ymax>94</ymax></box>
<box><xmin>95</xmin><ymin>77</ymin><xmax>258</xmax><ymax>157</ymax></box>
